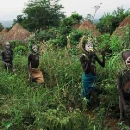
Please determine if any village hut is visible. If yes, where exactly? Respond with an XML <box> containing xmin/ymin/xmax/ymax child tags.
<box><xmin>78</xmin><ymin>20</ymin><xmax>101</xmax><ymax>36</ymax></box>
<box><xmin>72</xmin><ymin>23</ymin><xmax>81</xmax><ymax>29</ymax></box>
<box><xmin>0</xmin><ymin>28</ymin><xmax>8</xmax><ymax>44</ymax></box>
<box><xmin>0</xmin><ymin>28</ymin><xmax>8</xmax><ymax>35</ymax></box>
<box><xmin>3</xmin><ymin>23</ymin><xmax>31</xmax><ymax>44</ymax></box>
<box><xmin>112</xmin><ymin>16</ymin><xmax>130</xmax><ymax>37</ymax></box>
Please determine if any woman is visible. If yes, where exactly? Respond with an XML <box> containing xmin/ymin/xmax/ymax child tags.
<box><xmin>79</xmin><ymin>36</ymin><xmax>105</xmax><ymax>107</ymax></box>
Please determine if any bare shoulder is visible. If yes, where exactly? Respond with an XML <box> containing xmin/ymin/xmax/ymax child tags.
<box><xmin>118</xmin><ymin>69</ymin><xmax>127</xmax><ymax>78</ymax></box>
<box><xmin>80</xmin><ymin>53</ymin><xmax>86</xmax><ymax>58</ymax></box>
<box><xmin>80</xmin><ymin>53</ymin><xmax>86</xmax><ymax>59</ymax></box>
<box><xmin>80</xmin><ymin>54</ymin><xmax>87</xmax><ymax>63</ymax></box>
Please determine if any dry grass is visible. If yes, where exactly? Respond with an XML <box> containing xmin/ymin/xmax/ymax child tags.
<box><xmin>0</xmin><ymin>28</ymin><xmax>8</xmax><ymax>35</ymax></box>
<box><xmin>112</xmin><ymin>16</ymin><xmax>130</xmax><ymax>37</ymax></box>
<box><xmin>0</xmin><ymin>28</ymin><xmax>8</xmax><ymax>44</ymax></box>
<box><xmin>78</xmin><ymin>20</ymin><xmax>101</xmax><ymax>36</ymax></box>
<box><xmin>3</xmin><ymin>23</ymin><xmax>31</xmax><ymax>44</ymax></box>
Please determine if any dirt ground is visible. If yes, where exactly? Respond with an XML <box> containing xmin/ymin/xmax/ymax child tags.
<box><xmin>84</xmin><ymin>109</ymin><xmax>130</xmax><ymax>130</ymax></box>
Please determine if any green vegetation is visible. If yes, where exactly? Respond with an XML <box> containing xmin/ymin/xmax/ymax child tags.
<box><xmin>1</xmin><ymin>0</ymin><xmax>130</xmax><ymax>129</ymax></box>
<box><xmin>1</xmin><ymin>33</ymin><xmax>130</xmax><ymax>129</ymax></box>
<box><xmin>0</xmin><ymin>44</ymin><xmax>107</xmax><ymax>129</ymax></box>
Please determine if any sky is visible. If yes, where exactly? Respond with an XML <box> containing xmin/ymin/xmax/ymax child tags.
<box><xmin>0</xmin><ymin>0</ymin><xmax>130</xmax><ymax>21</ymax></box>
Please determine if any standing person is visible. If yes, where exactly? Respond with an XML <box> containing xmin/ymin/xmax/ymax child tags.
<box><xmin>117</xmin><ymin>50</ymin><xmax>130</xmax><ymax>122</ymax></box>
<box><xmin>1</xmin><ymin>41</ymin><xmax>13</xmax><ymax>71</ymax></box>
<box><xmin>28</xmin><ymin>44</ymin><xmax>44</xmax><ymax>84</ymax></box>
<box><xmin>79</xmin><ymin>36</ymin><xmax>105</xmax><ymax>108</ymax></box>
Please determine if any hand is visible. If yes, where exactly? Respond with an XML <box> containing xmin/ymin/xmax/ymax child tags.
<box><xmin>101</xmin><ymin>50</ymin><xmax>105</xmax><ymax>56</ymax></box>
<box><xmin>5</xmin><ymin>62</ymin><xmax>9</xmax><ymax>66</ymax></box>
<box><xmin>88</xmin><ymin>51</ymin><xmax>95</xmax><ymax>59</ymax></box>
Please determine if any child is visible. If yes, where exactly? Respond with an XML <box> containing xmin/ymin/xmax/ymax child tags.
<box><xmin>28</xmin><ymin>44</ymin><xmax>44</xmax><ymax>84</ymax></box>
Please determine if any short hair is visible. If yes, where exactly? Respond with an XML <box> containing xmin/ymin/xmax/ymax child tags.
<box><xmin>122</xmin><ymin>50</ymin><xmax>130</xmax><ymax>61</ymax></box>
<box><xmin>5</xmin><ymin>41</ymin><xmax>10</xmax><ymax>46</ymax></box>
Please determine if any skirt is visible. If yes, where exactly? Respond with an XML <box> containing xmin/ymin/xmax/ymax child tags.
<box><xmin>30</xmin><ymin>68</ymin><xmax>44</xmax><ymax>84</ymax></box>
<box><xmin>82</xmin><ymin>72</ymin><xmax>96</xmax><ymax>99</ymax></box>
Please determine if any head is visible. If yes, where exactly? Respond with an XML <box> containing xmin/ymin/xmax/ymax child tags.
<box><xmin>122</xmin><ymin>50</ymin><xmax>130</xmax><ymax>67</ymax></box>
<box><xmin>84</xmin><ymin>42</ymin><xmax>93</xmax><ymax>52</ymax></box>
<box><xmin>5</xmin><ymin>41</ymin><xmax>11</xmax><ymax>50</ymax></box>
<box><xmin>81</xmin><ymin>35</ymin><xmax>94</xmax><ymax>53</ymax></box>
<box><xmin>31</xmin><ymin>44</ymin><xmax>38</xmax><ymax>53</ymax></box>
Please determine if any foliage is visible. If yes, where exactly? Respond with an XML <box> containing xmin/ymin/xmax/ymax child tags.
<box><xmin>35</xmin><ymin>13</ymin><xmax>83</xmax><ymax>46</ymax></box>
<box><xmin>110</xmin><ymin>35</ymin><xmax>122</xmax><ymax>53</ymax></box>
<box><xmin>69</xmin><ymin>29</ymin><xmax>84</xmax><ymax>45</ymax></box>
<box><xmin>96</xmin><ymin>33</ymin><xmax>111</xmax><ymax>51</ymax></box>
<box><xmin>18</xmin><ymin>0</ymin><xmax>65</xmax><ymax>31</ymax></box>
<box><xmin>0</xmin><ymin>42</ymin><xmax>122</xmax><ymax>129</ymax></box>
<box><xmin>14</xmin><ymin>45</ymin><xmax>27</xmax><ymax>56</ymax></box>
<box><xmin>0</xmin><ymin>22</ymin><xmax>4</xmax><ymax>31</ymax></box>
<box><xmin>121</xmin><ymin>25</ymin><xmax>130</xmax><ymax>49</ymax></box>
<box><xmin>2</xmin><ymin>4</ymin><xmax>130</xmax><ymax>129</ymax></box>
<box><xmin>96</xmin><ymin>7</ymin><xmax>130</xmax><ymax>34</ymax></box>
<box><xmin>35</xmin><ymin>27</ymin><xmax>58</xmax><ymax>42</ymax></box>
<box><xmin>61</xmin><ymin>13</ymin><xmax>83</xmax><ymax>27</ymax></box>
<box><xmin>12</xmin><ymin>15</ymin><xmax>24</xmax><ymax>26</ymax></box>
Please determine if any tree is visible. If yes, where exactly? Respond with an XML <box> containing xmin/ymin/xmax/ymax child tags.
<box><xmin>61</xmin><ymin>13</ymin><xmax>83</xmax><ymax>27</ymax></box>
<box><xmin>20</xmin><ymin>0</ymin><xmax>65</xmax><ymax>31</ymax></box>
<box><xmin>0</xmin><ymin>22</ymin><xmax>4</xmax><ymax>31</ymax></box>
<box><xmin>85</xmin><ymin>14</ymin><xmax>93</xmax><ymax>23</ymax></box>
<box><xmin>96</xmin><ymin>7</ymin><xmax>130</xmax><ymax>34</ymax></box>
<box><xmin>12</xmin><ymin>15</ymin><xmax>24</xmax><ymax>27</ymax></box>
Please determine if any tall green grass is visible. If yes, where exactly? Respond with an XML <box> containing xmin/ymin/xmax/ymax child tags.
<box><xmin>0</xmin><ymin>44</ymin><xmax>127</xmax><ymax>129</ymax></box>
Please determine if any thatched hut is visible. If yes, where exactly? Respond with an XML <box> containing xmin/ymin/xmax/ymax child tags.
<box><xmin>78</xmin><ymin>20</ymin><xmax>101</xmax><ymax>36</ymax></box>
<box><xmin>3</xmin><ymin>23</ymin><xmax>31</xmax><ymax>44</ymax></box>
<box><xmin>0</xmin><ymin>28</ymin><xmax>8</xmax><ymax>44</ymax></box>
<box><xmin>72</xmin><ymin>23</ymin><xmax>81</xmax><ymax>29</ymax></box>
<box><xmin>112</xmin><ymin>16</ymin><xmax>130</xmax><ymax>37</ymax></box>
<box><xmin>0</xmin><ymin>28</ymin><xmax>8</xmax><ymax>35</ymax></box>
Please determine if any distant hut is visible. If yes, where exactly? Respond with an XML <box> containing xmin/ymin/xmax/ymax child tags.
<box><xmin>78</xmin><ymin>20</ymin><xmax>101</xmax><ymax>36</ymax></box>
<box><xmin>112</xmin><ymin>16</ymin><xmax>130</xmax><ymax>37</ymax></box>
<box><xmin>0</xmin><ymin>28</ymin><xmax>8</xmax><ymax>35</ymax></box>
<box><xmin>0</xmin><ymin>28</ymin><xmax>8</xmax><ymax>44</ymax></box>
<box><xmin>72</xmin><ymin>23</ymin><xmax>81</xmax><ymax>29</ymax></box>
<box><xmin>3</xmin><ymin>23</ymin><xmax>31</xmax><ymax>44</ymax></box>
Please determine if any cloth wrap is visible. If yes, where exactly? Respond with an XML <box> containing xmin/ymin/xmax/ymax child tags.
<box><xmin>30</xmin><ymin>68</ymin><xmax>44</xmax><ymax>84</ymax></box>
<box><xmin>82</xmin><ymin>72</ymin><xmax>96</xmax><ymax>100</ymax></box>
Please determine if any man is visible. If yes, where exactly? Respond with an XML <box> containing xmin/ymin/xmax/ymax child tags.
<box><xmin>1</xmin><ymin>41</ymin><xmax>13</xmax><ymax>71</ymax></box>
<box><xmin>79</xmin><ymin>35</ymin><xmax>105</xmax><ymax>108</ymax></box>
<box><xmin>28</xmin><ymin>44</ymin><xmax>44</xmax><ymax>84</ymax></box>
<box><xmin>117</xmin><ymin>50</ymin><xmax>130</xmax><ymax>122</ymax></box>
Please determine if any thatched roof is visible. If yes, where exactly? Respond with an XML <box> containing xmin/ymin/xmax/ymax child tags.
<box><xmin>78</xmin><ymin>20</ymin><xmax>101</xmax><ymax>36</ymax></box>
<box><xmin>112</xmin><ymin>16</ymin><xmax>130</xmax><ymax>37</ymax></box>
<box><xmin>72</xmin><ymin>23</ymin><xmax>81</xmax><ymax>29</ymax></box>
<box><xmin>0</xmin><ymin>28</ymin><xmax>8</xmax><ymax>35</ymax></box>
<box><xmin>0</xmin><ymin>28</ymin><xmax>8</xmax><ymax>44</ymax></box>
<box><xmin>3</xmin><ymin>23</ymin><xmax>31</xmax><ymax>43</ymax></box>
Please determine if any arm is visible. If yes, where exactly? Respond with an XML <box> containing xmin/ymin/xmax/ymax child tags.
<box><xmin>11</xmin><ymin>50</ymin><xmax>13</xmax><ymax>61</ymax></box>
<box><xmin>28</xmin><ymin>54</ymin><xmax>33</xmax><ymax>80</ymax></box>
<box><xmin>28</xmin><ymin>54</ymin><xmax>31</xmax><ymax>72</ymax></box>
<box><xmin>1</xmin><ymin>51</ymin><xmax>6</xmax><ymax>65</ymax></box>
<box><xmin>80</xmin><ymin>53</ymin><xmax>93</xmax><ymax>73</ymax></box>
<box><xmin>95</xmin><ymin>52</ymin><xmax>105</xmax><ymax>67</ymax></box>
<box><xmin>117</xmin><ymin>72</ymin><xmax>126</xmax><ymax>107</ymax></box>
